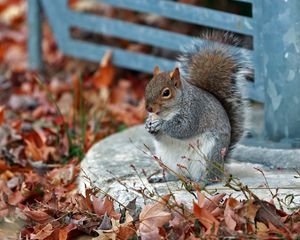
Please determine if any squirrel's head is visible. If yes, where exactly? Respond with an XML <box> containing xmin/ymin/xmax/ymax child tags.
<box><xmin>145</xmin><ymin>66</ymin><xmax>182</xmax><ymax>118</ymax></box>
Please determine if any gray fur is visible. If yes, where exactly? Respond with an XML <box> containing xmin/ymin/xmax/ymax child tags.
<box><xmin>144</xmin><ymin>32</ymin><xmax>249</xmax><ymax>184</ymax></box>
<box><xmin>145</xmin><ymin>80</ymin><xmax>231</xmax><ymax>184</ymax></box>
<box><xmin>179</xmin><ymin>32</ymin><xmax>251</xmax><ymax>148</ymax></box>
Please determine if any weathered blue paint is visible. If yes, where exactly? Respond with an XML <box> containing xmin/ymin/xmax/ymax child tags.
<box><xmin>98</xmin><ymin>0</ymin><xmax>254</xmax><ymax>35</ymax></box>
<box><xmin>255</xmin><ymin>0</ymin><xmax>300</xmax><ymax>144</ymax></box>
<box><xmin>35</xmin><ymin>0</ymin><xmax>261</xmax><ymax>101</ymax></box>
<box><xmin>69</xmin><ymin>11</ymin><xmax>203</xmax><ymax>52</ymax></box>
<box><xmin>28</xmin><ymin>0</ymin><xmax>300</xmax><ymax>147</ymax></box>
<box><xmin>28</xmin><ymin>0</ymin><xmax>43</xmax><ymax>70</ymax></box>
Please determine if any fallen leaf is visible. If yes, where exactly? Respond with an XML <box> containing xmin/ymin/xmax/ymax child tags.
<box><xmin>224</xmin><ymin>198</ymin><xmax>239</xmax><ymax>230</ymax></box>
<box><xmin>91</xmin><ymin>51</ymin><xmax>115</xmax><ymax>89</ymax></box>
<box><xmin>255</xmin><ymin>200</ymin><xmax>285</xmax><ymax>229</ymax></box>
<box><xmin>139</xmin><ymin>200</ymin><xmax>172</xmax><ymax>240</ymax></box>
<box><xmin>23</xmin><ymin>207</ymin><xmax>53</xmax><ymax>223</ymax></box>
<box><xmin>46</xmin><ymin>164</ymin><xmax>75</xmax><ymax>186</ymax></box>
<box><xmin>8</xmin><ymin>190</ymin><xmax>24</xmax><ymax>205</ymax></box>
<box><xmin>30</xmin><ymin>223</ymin><xmax>53</xmax><ymax>240</ymax></box>
<box><xmin>256</xmin><ymin>222</ymin><xmax>269</xmax><ymax>239</ymax></box>
<box><xmin>92</xmin><ymin>195</ymin><xmax>120</xmax><ymax>219</ymax></box>
<box><xmin>0</xmin><ymin>106</ymin><xmax>4</xmax><ymax>125</ymax></box>
<box><xmin>237</xmin><ymin>199</ymin><xmax>260</xmax><ymax>233</ymax></box>
<box><xmin>25</xmin><ymin>139</ymin><xmax>43</xmax><ymax>161</ymax></box>
<box><xmin>117</xmin><ymin>223</ymin><xmax>136</xmax><ymax>240</ymax></box>
<box><xmin>22</xmin><ymin>128</ymin><xmax>45</xmax><ymax>148</ymax></box>
<box><xmin>58</xmin><ymin>224</ymin><xmax>77</xmax><ymax>240</ymax></box>
<box><xmin>193</xmin><ymin>202</ymin><xmax>219</xmax><ymax>235</ymax></box>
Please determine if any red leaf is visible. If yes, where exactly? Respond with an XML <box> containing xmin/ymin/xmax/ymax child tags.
<box><xmin>58</xmin><ymin>224</ymin><xmax>77</xmax><ymax>240</ymax></box>
<box><xmin>91</xmin><ymin>51</ymin><xmax>115</xmax><ymax>89</ymax></box>
<box><xmin>0</xmin><ymin>106</ymin><xmax>5</xmax><ymax>125</ymax></box>
<box><xmin>22</xmin><ymin>128</ymin><xmax>45</xmax><ymax>148</ymax></box>
<box><xmin>193</xmin><ymin>202</ymin><xmax>219</xmax><ymax>235</ymax></box>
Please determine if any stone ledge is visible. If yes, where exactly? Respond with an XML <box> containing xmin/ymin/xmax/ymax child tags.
<box><xmin>78</xmin><ymin>125</ymin><xmax>300</xmax><ymax>208</ymax></box>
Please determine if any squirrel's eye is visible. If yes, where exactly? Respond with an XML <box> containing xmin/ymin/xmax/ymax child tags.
<box><xmin>162</xmin><ymin>88</ymin><xmax>171</xmax><ymax>98</ymax></box>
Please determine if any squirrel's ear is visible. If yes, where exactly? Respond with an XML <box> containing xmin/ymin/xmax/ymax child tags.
<box><xmin>170</xmin><ymin>67</ymin><xmax>181</xmax><ymax>88</ymax></box>
<box><xmin>153</xmin><ymin>65</ymin><xmax>160</xmax><ymax>76</ymax></box>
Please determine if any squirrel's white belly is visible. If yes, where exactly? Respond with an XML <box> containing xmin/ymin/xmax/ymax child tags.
<box><xmin>154</xmin><ymin>133</ymin><xmax>215</xmax><ymax>181</ymax></box>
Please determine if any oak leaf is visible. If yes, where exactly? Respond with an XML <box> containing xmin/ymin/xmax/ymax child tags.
<box><xmin>139</xmin><ymin>200</ymin><xmax>172</xmax><ymax>240</ymax></box>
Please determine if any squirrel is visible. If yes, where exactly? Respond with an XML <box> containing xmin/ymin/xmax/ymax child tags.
<box><xmin>144</xmin><ymin>32</ymin><xmax>250</xmax><ymax>185</ymax></box>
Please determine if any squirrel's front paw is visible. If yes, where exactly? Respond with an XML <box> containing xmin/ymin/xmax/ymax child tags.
<box><xmin>145</xmin><ymin>118</ymin><xmax>162</xmax><ymax>134</ymax></box>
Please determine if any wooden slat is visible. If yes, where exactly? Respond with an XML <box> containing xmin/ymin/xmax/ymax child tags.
<box><xmin>67</xmin><ymin>11</ymin><xmax>200</xmax><ymax>52</ymax></box>
<box><xmin>63</xmin><ymin>39</ymin><xmax>263</xmax><ymax>102</ymax></box>
<box><xmin>39</xmin><ymin>0</ymin><xmax>262</xmax><ymax>102</ymax></box>
<box><xmin>67</xmin><ymin>11</ymin><xmax>253</xmax><ymax>58</ymax></box>
<box><xmin>64</xmin><ymin>39</ymin><xmax>176</xmax><ymax>72</ymax></box>
<box><xmin>98</xmin><ymin>0</ymin><xmax>254</xmax><ymax>35</ymax></box>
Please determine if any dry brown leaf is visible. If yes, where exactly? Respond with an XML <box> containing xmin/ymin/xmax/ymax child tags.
<box><xmin>139</xmin><ymin>200</ymin><xmax>172</xmax><ymax>240</ymax></box>
<box><xmin>92</xmin><ymin>195</ymin><xmax>120</xmax><ymax>219</ymax></box>
<box><xmin>22</xmin><ymin>129</ymin><xmax>45</xmax><ymax>148</ymax></box>
<box><xmin>196</xmin><ymin>191</ymin><xmax>225</xmax><ymax>216</ymax></box>
<box><xmin>237</xmin><ymin>199</ymin><xmax>260</xmax><ymax>233</ymax></box>
<box><xmin>256</xmin><ymin>222</ymin><xmax>269</xmax><ymax>239</ymax></box>
<box><xmin>23</xmin><ymin>207</ymin><xmax>53</xmax><ymax>223</ymax></box>
<box><xmin>224</xmin><ymin>198</ymin><xmax>239</xmax><ymax>230</ymax></box>
<box><xmin>25</xmin><ymin>139</ymin><xmax>43</xmax><ymax>161</ymax></box>
<box><xmin>46</xmin><ymin>164</ymin><xmax>75</xmax><ymax>186</ymax></box>
<box><xmin>203</xmin><ymin>193</ymin><xmax>226</xmax><ymax>212</ymax></box>
<box><xmin>255</xmin><ymin>200</ymin><xmax>285</xmax><ymax>229</ymax></box>
<box><xmin>58</xmin><ymin>224</ymin><xmax>77</xmax><ymax>240</ymax></box>
<box><xmin>30</xmin><ymin>223</ymin><xmax>53</xmax><ymax>240</ymax></box>
<box><xmin>117</xmin><ymin>222</ymin><xmax>136</xmax><ymax>240</ymax></box>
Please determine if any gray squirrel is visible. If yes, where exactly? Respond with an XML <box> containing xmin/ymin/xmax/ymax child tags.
<box><xmin>144</xmin><ymin>32</ymin><xmax>250</xmax><ymax>185</ymax></box>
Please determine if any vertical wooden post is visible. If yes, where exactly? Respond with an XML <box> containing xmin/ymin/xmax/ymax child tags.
<box><xmin>28</xmin><ymin>0</ymin><xmax>43</xmax><ymax>70</ymax></box>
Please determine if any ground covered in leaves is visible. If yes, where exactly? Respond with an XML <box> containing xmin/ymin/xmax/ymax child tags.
<box><xmin>0</xmin><ymin>0</ymin><xmax>299</xmax><ymax>239</ymax></box>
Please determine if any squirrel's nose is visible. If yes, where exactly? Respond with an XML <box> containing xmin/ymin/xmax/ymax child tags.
<box><xmin>147</xmin><ymin>106</ymin><xmax>153</xmax><ymax>112</ymax></box>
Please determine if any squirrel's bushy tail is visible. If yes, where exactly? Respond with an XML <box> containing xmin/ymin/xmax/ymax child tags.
<box><xmin>179</xmin><ymin>32</ymin><xmax>251</xmax><ymax>148</ymax></box>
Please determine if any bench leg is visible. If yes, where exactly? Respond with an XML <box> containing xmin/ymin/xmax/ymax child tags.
<box><xmin>28</xmin><ymin>0</ymin><xmax>43</xmax><ymax>70</ymax></box>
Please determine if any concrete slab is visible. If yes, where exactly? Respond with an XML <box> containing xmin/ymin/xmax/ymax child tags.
<box><xmin>78</xmin><ymin>125</ymin><xmax>300</xmax><ymax>210</ymax></box>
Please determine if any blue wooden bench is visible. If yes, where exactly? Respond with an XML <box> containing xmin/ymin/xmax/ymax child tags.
<box><xmin>28</xmin><ymin>0</ymin><xmax>300</xmax><ymax>148</ymax></box>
